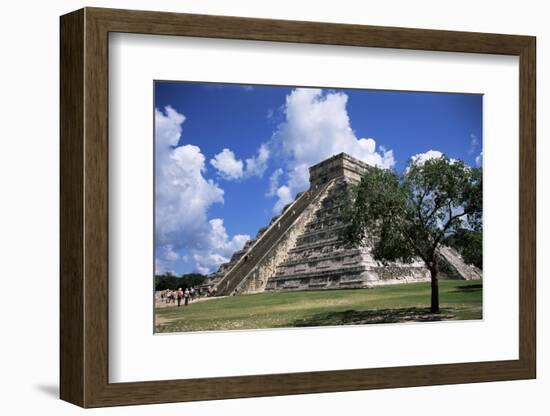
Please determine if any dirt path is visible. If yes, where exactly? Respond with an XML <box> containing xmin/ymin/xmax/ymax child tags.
<box><xmin>155</xmin><ymin>295</ymin><xmax>227</xmax><ymax>309</ymax></box>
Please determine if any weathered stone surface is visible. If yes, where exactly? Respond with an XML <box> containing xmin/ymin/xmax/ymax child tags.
<box><xmin>210</xmin><ymin>180</ymin><xmax>334</xmax><ymax>296</ymax></box>
<box><xmin>437</xmin><ymin>245</ymin><xmax>483</xmax><ymax>280</ymax></box>
<box><xmin>204</xmin><ymin>153</ymin><xmax>481</xmax><ymax>296</ymax></box>
<box><xmin>235</xmin><ymin>181</ymin><xmax>334</xmax><ymax>294</ymax></box>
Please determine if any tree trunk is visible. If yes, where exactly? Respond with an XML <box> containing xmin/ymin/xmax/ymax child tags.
<box><xmin>429</xmin><ymin>263</ymin><xmax>440</xmax><ymax>313</ymax></box>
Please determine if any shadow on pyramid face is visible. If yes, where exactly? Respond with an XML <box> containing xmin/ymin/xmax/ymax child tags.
<box><xmin>290</xmin><ymin>307</ymin><xmax>456</xmax><ymax>327</ymax></box>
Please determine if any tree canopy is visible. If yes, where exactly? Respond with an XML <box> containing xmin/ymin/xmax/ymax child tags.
<box><xmin>154</xmin><ymin>273</ymin><xmax>207</xmax><ymax>291</ymax></box>
<box><xmin>444</xmin><ymin>228</ymin><xmax>482</xmax><ymax>270</ymax></box>
<box><xmin>345</xmin><ymin>155</ymin><xmax>482</xmax><ymax>312</ymax></box>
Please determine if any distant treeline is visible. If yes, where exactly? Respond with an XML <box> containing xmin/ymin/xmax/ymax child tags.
<box><xmin>154</xmin><ymin>273</ymin><xmax>207</xmax><ymax>291</ymax></box>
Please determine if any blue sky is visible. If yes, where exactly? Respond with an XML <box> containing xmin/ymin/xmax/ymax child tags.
<box><xmin>154</xmin><ymin>81</ymin><xmax>482</xmax><ymax>276</ymax></box>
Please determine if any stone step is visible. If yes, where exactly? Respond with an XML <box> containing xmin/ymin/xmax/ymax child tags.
<box><xmin>271</xmin><ymin>265</ymin><xmax>366</xmax><ymax>281</ymax></box>
<box><xmin>288</xmin><ymin>240</ymin><xmax>353</xmax><ymax>253</ymax></box>
<box><xmin>279</xmin><ymin>249</ymin><xmax>364</xmax><ymax>267</ymax></box>
<box><xmin>297</xmin><ymin>223</ymin><xmax>348</xmax><ymax>240</ymax></box>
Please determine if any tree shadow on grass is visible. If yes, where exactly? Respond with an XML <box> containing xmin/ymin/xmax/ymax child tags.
<box><xmin>453</xmin><ymin>283</ymin><xmax>483</xmax><ymax>292</ymax></box>
<box><xmin>291</xmin><ymin>307</ymin><xmax>456</xmax><ymax>327</ymax></box>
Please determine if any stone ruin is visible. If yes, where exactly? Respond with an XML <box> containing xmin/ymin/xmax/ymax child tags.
<box><xmin>203</xmin><ymin>153</ymin><xmax>481</xmax><ymax>296</ymax></box>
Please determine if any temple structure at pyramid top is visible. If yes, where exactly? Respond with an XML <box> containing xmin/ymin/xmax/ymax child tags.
<box><xmin>203</xmin><ymin>152</ymin><xmax>481</xmax><ymax>296</ymax></box>
<box><xmin>308</xmin><ymin>152</ymin><xmax>371</xmax><ymax>186</ymax></box>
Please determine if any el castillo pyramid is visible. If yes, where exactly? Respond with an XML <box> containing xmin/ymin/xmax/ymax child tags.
<box><xmin>203</xmin><ymin>153</ymin><xmax>481</xmax><ymax>296</ymax></box>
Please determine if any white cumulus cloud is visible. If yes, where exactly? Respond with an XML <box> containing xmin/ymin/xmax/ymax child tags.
<box><xmin>409</xmin><ymin>150</ymin><xmax>444</xmax><ymax>167</ymax></box>
<box><xmin>267</xmin><ymin>168</ymin><xmax>283</xmax><ymax>197</ymax></box>
<box><xmin>162</xmin><ymin>245</ymin><xmax>180</xmax><ymax>261</ymax></box>
<box><xmin>245</xmin><ymin>143</ymin><xmax>270</xmax><ymax>177</ymax></box>
<box><xmin>408</xmin><ymin>150</ymin><xmax>461</xmax><ymax>172</ymax></box>
<box><xmin>211</xmin><ymin>143</ymin><xmax>270</xmax><ymax>181</ymax></box>
<box><xmin>210</xmin><ymin>148</ymin><xmax>244</xmax><ymax>180</ymax></box>
<box><xmin>155</xmin><ymin>106</ymin><xmax>249</xmax><ymax>274</ymax></box>
<box><xmin>266</xmin><ymin>88</ymin><xmax>395</xmax><ymax>213</ymax></box>
<box><xmin>475</xmin><ymin>151</ymin><xmax>483</xmax><ymax>167</ymax></box>
<box><xmin>273</xmin><ymin>185</ymin><xmax>293</xmax><ymax>214</ymax></box>
<box><xmin>192</xmin><ymin>219</ymin><xmax>250</xmax><ymax>274</ymax></box>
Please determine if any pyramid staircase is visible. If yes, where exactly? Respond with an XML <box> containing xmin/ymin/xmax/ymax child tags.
<box><xmin>212</xmin><ymin>179</ymin><xmax>335</xmax><ymax>296</ymax></box>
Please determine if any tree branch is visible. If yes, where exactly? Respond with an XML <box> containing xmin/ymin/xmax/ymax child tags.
<box><xmin>398</xmin><ymin>218</ymin><xmax>430</xmax><ymax>264</ymax></box>
<box><xmin>431</xmin><ymin>209</ymin><xmax>470</xmax><ymax>253</ymax></box>
<box><xmin>423</xmin><ymin>196</ymin><xmax>448</xmax><ymax>226</ymax></box>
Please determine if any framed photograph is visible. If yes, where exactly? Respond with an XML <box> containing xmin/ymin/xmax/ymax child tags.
<box><xmin>60</xmin><ymin>7</ymin><xmax>536</xmax><ymax>408</ymax></box>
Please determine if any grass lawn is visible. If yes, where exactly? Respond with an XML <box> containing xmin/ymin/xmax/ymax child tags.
<box><xmin>154</xmin><ymin>280</ymin><xmax>482</xmax><ymax>333</ymax></box>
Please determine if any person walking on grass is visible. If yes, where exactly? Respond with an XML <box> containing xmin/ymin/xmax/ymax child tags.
<box><xmin>184</xmin><ymin>288</ymin><xmax>190</xmax><ymax>306</ymax></box>
<box><xmin>190</xmin><ymin>286</ymin><xmax>195</xmax><ymax>301</ymax></box>
<box><xmin>176</xmin><ymin>288</ymin><xmax>183</xmax><ymax>307</ymax></box>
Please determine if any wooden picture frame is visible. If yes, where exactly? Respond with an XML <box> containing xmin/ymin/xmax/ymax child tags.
<box><xmin>60</xmin><ymin>7</ymin><xmax>536</xmax><ymax>408</ymax></box>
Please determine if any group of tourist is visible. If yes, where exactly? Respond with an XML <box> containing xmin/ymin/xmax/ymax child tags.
<box><xmin>160</xmin><ymin>287</ymin><xmax>197</xmax><ymax>307</ymax></box>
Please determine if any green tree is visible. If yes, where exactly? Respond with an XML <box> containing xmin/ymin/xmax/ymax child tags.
<box><xmin>154</xmin><ymin>273</ymin><xmax>179</xmax><ymax>291</ymax></box>
<box><xmin>444</xmin><ymin>228</ymin><xmax>483</xmax><ymax>269</ymax></box>
<box><xmin>154</xmin><ymin>272</ymin><xmax>207</xmax><ymax>291</ymax></box>
<box><xmin>181</xmin><ymin>273</ymin><xmax>207</xmax><ymax>288</ymax></box>
<box><xmin>345</xmin><ymin>156</ymin><xmax>482</xmax><ymax>313</ymax></box>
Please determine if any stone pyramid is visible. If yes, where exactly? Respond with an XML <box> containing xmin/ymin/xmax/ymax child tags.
<box><xmin>205</xmin><ymin>153</ymin><xmax>481</xmax><ymax>296</ymax></box>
